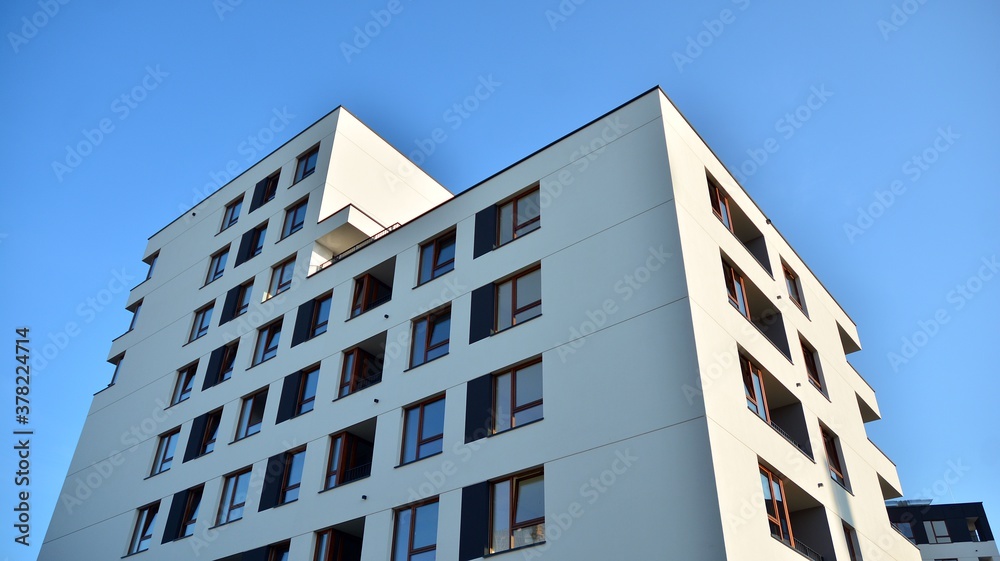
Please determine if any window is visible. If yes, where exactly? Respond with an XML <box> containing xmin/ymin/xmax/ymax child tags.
<box><xmin>128</xmin><ymin>300</ymin><xmax>142</xmax><ymax>331</ymax></box>
<box><xmin>144</xmin><ymin>252</ymin><xmax>158</xmax><ymax>281</ymax></box>
<box><xmin>295</xmin><ymin>146</ymin><xmax>319</xmax><ymax>182</ymax></box>
<box><xmin>324</xmin><ymin>430</ymin><xmax>374</xmax><ymax>489</ymax></box>
<box><xmin>206</xmin><ymin>247</ymin><xmax>230</xmax><ymax>285</ymax></box>
<box><xmin>393</xmin><ymin>500</ymin><xmax>439</xmax><ymax>561</ymax></box>
<box><xmin>279</xmin><ymin>448</ymin><xmax>306</xmax><ymax>504</ymax></box>
<box><xmin>496</xmin><ymin>267</ymin><xmax>541</xmax><ymax>331</ymax></box>
<box><xmin>128</xmin><ymin>502</ymin><xmax>159</xmax><ymax>554</ymax></box>
<box><xmin>171</xmin><ymin>363</ymin><xmax>198</xmax><ymax>405</ymax></box>
<box><xmin>189</xmin><ymin>304</ymin><xmax>214</xmax><ymax>342</ymax></box>
<box><xmin>723</xmin><ymin>262</ymin><xmax>749</xmax><ymax>318</ymax></box>
<box><xmin>892</xmin><ymin>521</ymin><xmax>915</xmax><ymax>544</ymax></box>
<box><xmin>268</xmin><ymin>257</ymin><xmax>296</xmax><ymax>299</ymax></box>
<box><xmin>760</xmin><ymin>465</ymin><xmax>793</xmax><ymax>546</ymax></box>
<box><xmin>297</xmin><ymin>367</ymin><xmax>318</xmax><ymax>415</ymax></box>
<box><xmin>235</xmin><ymin>281</ymin><xmax>253</xmax><ymax>317</ymax></box>
<box><xmin>351</xmin><ymin>273</ymin><xmax>391</xmax><ymax>317</ymax></box>
<box><xmin>197</xmin><ymin>409</ymin><xmax>222</xmax><ymax>456</ymax></box>
<box><xmin>151</xmin><ymin>429</ymin><xmax>180</xmax><ymax>475</ymax></box>
<box><xmin>217</xmin><ymin>468</ymin><xmax>252</xmax><ymax>525</ymax></box>
<box><xmin>178</xmin><ymin>486</ymin><xmax>203</xmax><ymax>539</ymax></box>
<box><xmin>801</xmin><ymin>339</ymin><xmax>823</xmax><ymax>391</ymax></box>
<box><xmin>498</xmin><ymin>187</ymin><xmax>540</xmax><ymax>246</ymax></box>
<box><xmin>339</xmin><ymin>347</ymin><xmax>382</xmax><ymax>397</ymax></box>
<box><xmin>311</xmin><ymin>293</ymin><xmax>332</xmax><ymax>337</ymax></box>
<box><xmin>844</xmin><ymin>523</ymin><xmax>862</xmax><ymax>561</ymax></box>
<box><xmin>262</xmin><ymin>173</ymin><xmax>279</xmax><ymax>206</ymax></box>
<box><xmin>491</xmin><ymin>470</ymin><xmax>546</xmax><ymax>553</ymax></box>
<box><xmin>268</xmin><ymin>542</ymin><xmax>290</xmax><ymax>561</ymax></box>
<box><xmin>109</xmin><ymin>353</ymin><xmax>124</xmax><ymax>386</ymax></box>
<box><xmin>216</xmin><ymin>341</ymin><xmax>239</xmax><ymax>385</ymax></box>
<box><xmin>281</xmin><ymin>198</ymin><xmax>308</xmax><ymax>238</ymax></box>
<box><xmin>418</xmin><ymin>231</ymin><xmax>456</xmax><ymax>284</ymax></box>
<box><xmin>222</xmin><ymin>196</ymin><xmax>243</xmax><ymax>231</ymax></box>
<box><xmin>253</xmin><ymin>320</ymin><xmax>282</xmax><ymax>365</ymax></box>
<box><xmin>494</xmin><ymin>360</ymin><xmax>543</xmax><ymax>433</ymax></box>
<box><xmin>236</xmin><ymin>388</ymin><xmax>268</xmax><ymax>440</ymax></box>
<box><xmin>742</xmin><ymin>356</ymin><xmax>769</xmax><ymax>422</ymax></box>
<box><xmin>401</xmin><ymin>396</ymin><xmax>445</xmax><ymax>464</ymax></box>
<box><xmin>410</xmin><ymin>309</ymin><xmax>451</xmax><ymax>367</ymax></box>
<box><xmin>708</xmin><ymin>176</ymin><xmax>733</xmax><ymax>231</ymax></box>
<box><xmin>314</xmin><ymin>529</ymin><xmax>362</xmax><ymax>561</ymax></box>
<box><xmin>783</xmin><ymin>265</ymin><xmax>805</xmax><ymax>310</ymax></box>
<box><xmin>821</xmin><ymin>427</ymin><xmax>848</xmax><ymax>488</ymax></box>
<box><xmin>925</xmin><ymin>520</ymin><xmax>951</xmax><ymax>544</ymax></box>
<box><xmin>250</xmin><ymin>223</ymin><xmax>267</xmax><ymax>256</ymax></box>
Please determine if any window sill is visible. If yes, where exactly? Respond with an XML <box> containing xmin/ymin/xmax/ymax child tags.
<box><xmin>209</xmin><ymin>518</ymin><xmax>243</xmax><ymax>531</ymax></box>
<box><xmin>182</xmin><ymin>335</ymin><xmax>207</xmax><ymax>348</ymax></box>
<box><xmin>493</xmin><ymin>226</ymin><xmax>540</xmax><ymax>252</ymax></box>
<box><xmin>230</xmin><ymin>432</ymin><xmax>260</xmax><ymax>445</ymax></box>
<box><xmin>396</xmin><ymin>450</ymin><xmax>444</xmax><ymax>469</ymax></box>
<box><xmin>808</xmin><ymin>379</ymin><xmax>831</xmax><ymax>402</ymax></box>
<box><xmin>122</xmin><ymin>549</ymin><xmax>150</xmax><ymax>558</ymax></box>
<box><xmin>248</xmin><ymin>356</ymin><xmax>276</xmax><ymax>370</ymax></box>
<box><xmin>347</xmin><ymin>298</ymin><xmax>392</xmax><ymax>322</ymax></box>
<box><xmin>404</xmin><ymin>352</ymin><xmax>449</xmax><ymax>372</ymax></box>
<box><xmin>488</xmin><ymin>417</ymin><xmax>544</xmax><ymax>438</ymax></box>
<box><xmin>143</xmin><ymin>469</ymin><xmax>169</xmax><ymax>481</ymax></box>
<box><xmin>484</xmin><ymin>541</ymin><xmax>547</xmax><ymax>558</ymax></box>
<box><xmin>492</xmin><ymin>313</ymin><xmax>543</xmax><ymax>336</ymax></box>
<box><xmin>184</xmin><ymin>449</ymin><xmax>212</xmax><ymax>463</ymax></box>
<box><xmin>830</xmin><ymin>477</ymin><xmax>853</xmax><ymax>495</ymax></box>
<box><xmin>415</xmin><ymin>267</ymin><xmax>454</xmax><ymax>289</ymax></box>
<box><xmin>318</xmin><ymin>473</ymin><xmax>371</xmax><ymax>494</ymax></box>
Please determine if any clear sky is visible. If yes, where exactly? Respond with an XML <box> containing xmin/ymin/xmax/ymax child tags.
<box><xmin>1</xmin><ymin>1</ymin><xmax>998</xmax><ymax>558</ymax></box>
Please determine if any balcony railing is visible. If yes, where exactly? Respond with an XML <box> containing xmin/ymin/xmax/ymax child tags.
<box><xmin>767</xmin><ymin>420</ymin><xmax>814</xmax><ymax>461</ymax></box>
<box><xmin>310</xmin><ymin>222</ymin><xmax>401</xmax><ymax>276</ymax></box>
<box><xmin>794</xmin><ymin>538</ymin><xmax>824</xmax><ymax>561</ymax></box>
<box><xmin>342</xmin><ymin>462</ymin><xmax>372</xmax><ymax>484</ymax></box>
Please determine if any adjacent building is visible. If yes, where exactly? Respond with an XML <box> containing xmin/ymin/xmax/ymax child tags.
<box><xmin>40</xmin><ymin>87</ymin><xmax>921</xmax><ymax>561</ymax></box>
<box><xmin>888</xmin><ymin>500</ymin><xmax>998</xmax><ymax>561</ymax></box>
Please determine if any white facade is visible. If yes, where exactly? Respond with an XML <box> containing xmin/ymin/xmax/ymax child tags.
<box><xmin>39</xmin><ymin>89</ymin><xmax>919</xmax><ymax>561</ymax></box>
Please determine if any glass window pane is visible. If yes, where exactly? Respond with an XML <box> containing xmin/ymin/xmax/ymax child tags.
<box><xmin>403</xmin><ymin>408</ymin><xmax>420</xmax><ymax>462</ymax></box>
<box><xmin>412</xmin><ymin>502</ymin><xmax>439</xmax><ymax>550</ymax></box>
<box><xmin>421</xmin><ymin>399</ymin><xmax>445</xmax><ymax>440</ymax></box>
<box><xmin>411</xmin><ymin>320</ymin><xmax>428</xmax><ymax>365</ymax></box>
<box><xmin>515</xmin><ymin>363</ymin><xmax>542</xmax><ymax>407</ymax></box>
<box><xmin>394</xmin><ymin>509</ymin><xmax>411</xmax><ymax>561</ymax></box>
<box><xmin>516</xmin><ymin>403</ymin><xmax>543</xmax><ymax>426</ymax></box>
<box><xmin>419</xmin><ymin>244</ymin><xmax>435</xmax><ymax>282</ymax></box>
<box><xmin>492</xmin><ymin>481</ymin><xmax>511</xmax><ymax>552</ymax></box>
<box><xmin>517</xmin><ymin>191</ymin><xmax>540</xmax><ymax>225</ymax></box>
<box><xmin>287</xmin><ymin>452</ymin><xmax>305</xmax><ymax>487</ymax></box>
<box><xmin>428</xmin><ymin>315</ymin><xmax>450</xmax><ymax>348</ymax></box>
<box><xmin>499</xmin><ymin>202</ymin><xmax>514</xmax><ymax>244</ymax></box>
<box><xmin>410</xmin><ymin>552</ymin><xmax>436</xmax><ymax>561</ymax></box>
<box><xmin>420</xmin><ymin>438</ymin><xmax>443</xmax><ymax>457</ymax></box>
<box><xmin>514</xmin><ymin>476</ymin><xmax>544</xmax><ymax>524</ymax></box>
<box><xmin>497</xmin><ymin>281</ymin><xmax>513</xmax><ymax>330</ymax></box>
<box><xmin>436</xmin><ymin>238</ymin><xmax>455</xmax><ymax>266</ymax></box>
<box><xmin>515</xmin><ymin>269</ymin><xmax>541</xmax><ymax>310</ymax></box>
<box><xmin>494</xmin><ymin>373</ymin><xmax>511</xmax><ymax>432</ymax></box>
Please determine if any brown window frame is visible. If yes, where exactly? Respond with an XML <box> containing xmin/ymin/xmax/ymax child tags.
<box><xmin>708</xmin><ymin>178</ymin><xmax>733</xmax><ymax>231</ymax></box>
<box><xmin>800</xmin><ymin>340</ymin><xmax>823</xmax><ymax>391</ymax></box>
<box><xmin>250</xmin><ymin>222</ymin><xmax>268</xmax><ymax>258</ymax></box>
<box><xmin>206</xmin><ymin>247</ymin><xmax>229</xmax><ymax>285</ymax></box>
<box><xmin>222</xmin><ymin>196</ymin><xmax>243</xmax><ymax>232</ymax></box>
<box><xmin>172</xmin><ymin>363</ymin><xmax>198</xmax><ymax>405</ymax></box>
<box><xmin>401</xmin><ymin>395</ymin><xmax>445</xmax><ymax>464</ymax></box>
<box><xmin>268</xmin><ymin>541</ymin><xmax>290</xmax><ymax>561</ymax></box>
<box><xmin>144</xmin><ymin>252</ymin><xmax>158</xmax><ymax>281</ymax></box>
<box><xmin>741</xmin><ymin>356</ymin><xmax>769</xmax><ymax>422</ymax></box>
<box><xmin>490</xmin><ymin>469</ymin><xmax>546</xmax><ymax>553</ymax></box>
<box><xmin>392</xmin><ymin>499</ymin><xmax>439</xmax><ymax>561</ymax></box>
<box><xmin>843</xmin><ymin>523</ymin><xmax>860</xmax><ymax>561</ymax></box>
<box><xmin>189</xmin><ymin>303</ymin><xmax>214</xmax><ymax>342</ymax></box>
<box><xmin>493</xmin><ymin>359</ymin><xmax>543</xmax><ymax>433</ymax></box>
<box><xmin>760</xmin><ymin>465</ymin><xmax>794</xmax><ymax>546</ymax></box>
<box><xmin>310</xmin><ymin>292</ymin><xmax>332</xmax><ymax>337</ymax></box>
<box><xmin>294</xmin><ymin>146</ymin><xmax>319</xmax><ymax>183</ymax></box>
<box><xmin>179</xmin><ymin>485</ymin><xmax>204</xmax><ymax>539</ymax></box>
<box><xmin>497</xmin><ymin>187</ymin><xmax>541</xmax><ymax>246</ymax></box>
<box><xmin>409</xmin><ymin>309</ymin><xmax>451</xmax><ymax>367</ymax></box>
<box><xmin>268</xmin><ymin>257</ymin><xmax>296</xmax><ymax>299</ymax></box>
<box><xmin>234</xmin><ymin>280</ymin><xmax>254</xmax><ymax>318</ymax></box>
<box><xmin>418</xmin><ymin>231</ymin><xmax>456</xmax><ymax>285</ymax></box>
<box><xmin>279</xmin><ymin>447</ymin><xmax>307</xmax><ymax>504</ymax></box>
<box><xmin>235</xmin><ymin>389</ymin><xmax>268</xmax><ymax>440</ymax></box>
<box><xmin>339</xmin><ymin>347</ymin><xmax>381</xmax><ymax>398</ymax></box>
<box><xmin>281</xmin><ymin>199</ymin><xmax>308</xmax><ymax>239</ymax></box>
<box><xmin>128</xmin><ymin>502</ymin><xmax>159</xmax><ymax>554</ymax></box>
<box><xmin>151</xmin><ymin>429</ymin><xmax>180</xmax><ymax>475</ymax></box>
<box><xmin>216</xmin><ymin>467</ymin><xmax>252</xmax><ymax>525</ymax></box>
<box><xmin>261</xmin><ymin>173</ymin><xmax>280</xmax><ymax>205</ymax></box>
<box><xmin>822</xmin><ymin>427</ymin><xmax>847</xmax><ymax>487</ymax></box>
<box><xmin>783</xmin><ymin>265</ymin><xmax>804</xmax><ymax>309</ymax></box>
<box><xmin>495</xmin><ymin>266</ymin><xmax>542</xmax><ymax>331</ymax></box>
<box><xmin>323</xmin><ymin>431</ymin><xmax>372</xmax><ymax>489</ymax></box>
<box><xmin>253</xmin><ymin>320</ymin><xmax>282</xmax><ymax>365</ymax></box>
<box><xmin>351</xmin><ymin>273</ymin><xmax>391</xmax><ymax>317</ymax></box>
<box><xmin>723</xmin><ymin>262</ymin><xmax>750</xmax><ymax>319</ymax></box>
<box><xmin>925</xmin><ymin>520</ymin><xmax>951</xmax><ymax>544</ymax></box>
<box><xmin>198</xmin><ymin>409</ymin><xmax>222</xmax><ymax>456</ymax></box>
<box><xmin>313</xmin><ymin>529</ymin><xmax>357</xmax><ymax>561</ymax></box>
<box><xmin>219</xmin><ymin>341</ymin><xmax>239</xmax><ymax>382</ymax></box>
<box><xmin>296</xmin><ymin>366</ymin><xmax>319</xmax><ymax>415</ymax></box>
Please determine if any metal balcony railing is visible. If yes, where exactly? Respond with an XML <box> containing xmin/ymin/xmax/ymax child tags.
<box><xmin>311</xmin><ymin>222</ymin><xmax>401</xmax><ymax>276</ymax></box>
<box><xmin>342</xmin><ymin>462</ymin><xmax>372</xmax><ymax>484</ymax></box>
<box><xmin>767</xmin><ymin>419</ymin><xmax>814</xmax><ymax>460</ymax></box>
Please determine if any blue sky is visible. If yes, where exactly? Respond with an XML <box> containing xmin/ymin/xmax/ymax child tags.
<box><xmin>1</xmin><ymin>1</ymin><xmax>998</xmax><ymax>557</ymax></box>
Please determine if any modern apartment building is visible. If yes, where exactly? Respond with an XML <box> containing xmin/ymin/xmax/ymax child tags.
<box><xmin>40</xmin><ymin>87</ymin><xmax>920</xmax><ymax>561</ymax></box>
<box><xmin>888</xmin><ymin>501</ymin><xmax>998</xmax><ymax>561</ymax></box>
